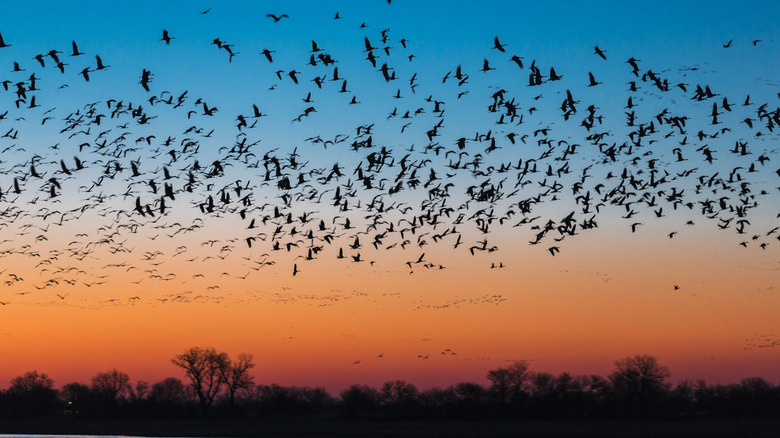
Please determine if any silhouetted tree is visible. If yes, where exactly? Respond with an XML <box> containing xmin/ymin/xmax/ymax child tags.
<box><xmin>9</xmin><ymin>370</ymin><xmax>55</xmax><ymax>393</ymax></box>
<box><xmin>130</xmin><ymin>380</ymin><xmax>150</xmax><ymax>402</ymax></box>
<box><xmin>149</xmin><ymin>377</ymin><xmax>191</xmax><ymax>418</ymax></box>
<box><xmin>608</xmin><ymin>354</ymin><xmax>670</xmax><ymax>416</ymax></box>
<box><xmin>528</xmin><ymin>372</ymin><xmax>556</xmax><ymax>417</ymax></box>
<box><xmin>453</xmin><ymin>382</ymin><xmax>487</xmax><ymax>418</ymax></box>
<box><xmin>4</xmin><ymin>353</ymin><xmax>780</xmax><ymax>422</ymax></box>
<box><xmin>735</xmin><ymin>377</ymin><xmax>777</xmax><ymax>418</ymax></box>
<box><xmin>530</xmin><ymin>372</ymin><xmax>556</xmax><ymax>396</ymax></box>
<box><xmin>172</xmin><ymin>346</ymin><xmax>229</xmax><ymax>415</ymax></box>
<box><xmin>567</xmin><ymin>374</ymin><xmax>610</xmax><ymax>418</ymax></box>
<box><xmin>526</xmin><ymin>371</ymin><xmax>602</xmax><ymax>419</ymax></box>
<box><xmin>250</xmin><ymin>384</ymin><xmax>333</xmax><ymax>416</ymax></box>
<box><xmin>150</xmin><ymin>377</ymin><xmax>189</xmax><ymax>402</ymax></box>
<box><xmin>219</xmin><ymin>352</ymin><xmax>255</xmax><ymax>410</ymax></box>
<box><xmin>417</xmin><ymin>386</ymin><xmax>457</xmax><ymax>418</ymax></box>
<box><xmin>486</xmin><ymin>360</ymin><xmax>530</xmax><ymax>407</ymax></box>
<box><xmin>60</xmin><ymin>381</ymin><xmax>95</xmax><ymax>416</ymax></box>
<box><xmin>90</xmin><ymin>369</ymin><xmax>131</xmax><ymax>418</ymax></box>
<box><xmin>668</xmin><ymin>379</ymin><xmax>697</xmax><ymax>418</ymax></box>
<box><xmin>5</xmin><ymin>370</ymin><xmax>59</xmax><ymax>416</ymax></box>
<box><xmin>339</xmin><ymin>384</ymin><xmax>380</xmax><ymax>418</ymax></box>
<box><xmin>91</xmin><ymin>368</ymin><xmax>131</xmax><ymax>402</ymax></box>
<box><xmin>379</xmin><ymin>380</ymin><xmax>419</xmax><ymax>418</ymax></box>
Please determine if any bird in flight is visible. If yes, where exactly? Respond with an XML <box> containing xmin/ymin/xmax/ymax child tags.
<box><xmin>594</xmin><ymin>45</ymin><xmax>607</xmax><ymax>60</ymax></box>
<box><xmin>95</xmin><ymin>55</ymin><xmax>109</xmax><ymax>70</ymax></box>
<box><xmin>587</xmin><ymin>71</ymin><xmax>601</xmax><ymax>87</ymax></box>
<box><xmin>260</xmin><ymin>49</ymin><xmax>275</xmax><ymax>63</ymax></box>
<box><xmin>493</xmin><ymin>36</ymin><xmax>506</xmax><ymax>52</ymax></box>
<box><xmin>71</xmin><ymin>40</ymin><xmax>84</xmax><ymax>56</ymax></box>
<box><xmin>161</xmin><ymin>29</ymin><xmax>174</xmax><ymax>45</ymax></box>
<box><xmin>140</xmin><ymin>69</ymin><xmax>152</xmax><ymax>92</ymax></box>
<box><xmin>266</xmin><ymin>13</ymin><xmax>289</xmax><ymax>22</ymax></box>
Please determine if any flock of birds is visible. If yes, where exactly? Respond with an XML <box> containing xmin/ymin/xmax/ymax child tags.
<box><xmin>0</xmin><ymin>5</ymin><xmax>778</xmax><ymax>310</ymax></box>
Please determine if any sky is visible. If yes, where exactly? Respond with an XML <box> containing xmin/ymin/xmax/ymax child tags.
<box><xmin>0</xmin><ymin>1</ymin><xmax>779</xmax><ymax>393</ymax></box>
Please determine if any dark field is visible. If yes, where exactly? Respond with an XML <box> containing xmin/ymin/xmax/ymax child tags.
<box><xmin>3</xmin><ymin>418</ymin><xmax>780</xmax><ymax>438</ymax></box>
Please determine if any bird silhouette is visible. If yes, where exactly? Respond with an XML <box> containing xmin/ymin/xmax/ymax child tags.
<box><xmin>587</xmin><ymin>72</ymin><xmax>601</xmax><ymax>87</ymax></box>
<box><xmin>95</xmin><ymin>55</ymin><xmax>109</xmax><ymax>70</ymax></box>
<box><xmin>266</xmin><ymin>13</ymin><xmax>289</xmax><ymax>22</ymax></box>
<box><xmin>70</xmin><ymin>40</ymin><xmax>84</xmax><ymax>56</ymax></box>
<box><xmin>161</xmin><ymin>29</ymin><xmax>174</xmax><ymax>45</ymax></box>
<box><xmin>493</xmin><ymin>36</ymin><xmax>506</xmax><ymax>52</ymax></box>
<box><xmin>260</xmin><ymin>48</ymin><xmax>275</xmax><ymax>63</ymax></box>
<box><xmin>594</xmin><ymin>45</ymin><xmax>607</xmax><ymax>60</ymax></box>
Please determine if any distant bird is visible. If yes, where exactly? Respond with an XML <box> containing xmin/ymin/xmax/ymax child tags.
<box><xmin>161</xmin><ymin>29</ymin><xmax>174</xmax><ymax>45</ymax></box>
<box><xmin>722</xmin><ymin>39</ymin><xmax>732</xmax><ymax>48</ymax></box>
<box><xmin>79</xmin><ymin>67</ymin><xmax>91</xmax><ymax>81</ymax></box>
<box><xmin>139</xmin><ymin>69</ymin><xmax>152</xmax><ymax>92</ymax></box>
<box><xmin>492</xmin><ymin>36</ymin><xmax>506</xmax><ymax>52</ymax></box>
<box><xmin>626</xmin><ymin>57</ymin><xmax>640</xmax><ymax>72</ymax></box>
<box><xmin>260</xmin><ymin>48</ymin><xmax>275</xmax><ymax>63</ymax></box>
<box><xmin>594</xmin><ymin>45</ymin><xmax>607</xmax><ymax>60</ymax></box>
<box><xmin>0</xmin><ymin>31</ymin><xmax>10</xmax><ymax>48</ymax></box>
<box><xmin>70</xmin><ymin>40</ymin><xmax>84</xmax><ymax>56</ymax></box>
<box><xmin>266</xmin><ymin>13</ymin><xmax>289</xmax><ymax>22</ymax></box>
<box><xmin>587</xmin><ymin>71</ymin><xmax>601</xmax><ymax>87</ymax></box>
<box><xmin>95</xmin><ymin>55</ymin><xmax>109</xmax><ymax>70</ymax></box>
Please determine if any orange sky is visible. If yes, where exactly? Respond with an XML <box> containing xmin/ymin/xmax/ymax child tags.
<box><xmin>2</xmin><ymin>221</ymin><xmax>778</xmax><ymax>393</ymax></box>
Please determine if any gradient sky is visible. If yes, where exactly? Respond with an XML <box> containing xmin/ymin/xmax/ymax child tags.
<box><xmin>1</xmin><ymin>1</ymin><xmax>779</xmax><ymax>393</ymax></box>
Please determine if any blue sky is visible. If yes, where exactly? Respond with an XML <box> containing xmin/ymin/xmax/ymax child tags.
<box><xmin>1</xmin><ymin>0</ymin><xmax>778</xmax><ymax>258</ymax></box>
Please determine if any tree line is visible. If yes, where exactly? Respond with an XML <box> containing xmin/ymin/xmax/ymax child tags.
<box><xmin>1</xmin><ymin>349</ymin><xmax>778</xmax><ymax>421</ymax></box>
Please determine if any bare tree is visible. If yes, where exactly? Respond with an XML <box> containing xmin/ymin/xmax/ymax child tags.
<box><xmin>340</xmin><ymin>384</ymin><xmax>380</xmax><ymax>418</ymax></box>
<box><xmin>172</xmin><ymin>346</ymin><xmax>229</xmax><ymax>414</ymax></box>
<box><xmin>486</xmin><ymin>360</ymin><xmax>530</xmax><ymax>404</ymax></box>
<box><xmin>150</xmin><ymin>377</ymin><xmax>189</xmax><ymax>405</ymax></box>
<box><xmin>60</xmin><ymin>381</ymin><xmax>93</xmax><ymax>414</ymax></box>
<box><xmin>91</xmin><ymin>369</ymin><xmax>131</xmax><ymax>402</ymax></box>
<box><xmin>9</xmin><ymin>370</ymin><xmax>55</xmax><ymax>393</ymax></box>
<box><xmin>7</xmin><ymin>370</ymin><xmax>59</xmax><ymax>415</ymax></box>
<box><xmin>609</xmin><ymin>354</ymin><xmax>670</xmax><ymax>406</ymax></box>
<box><xmin>130</xmin><ymin>380</ymin><xmax>150</xmax><ymax>402</ymax></box>
<box><xmin>219</xmin><ymin>352</ymin><xmax>255</xmax><ymax>409</ymax></box>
